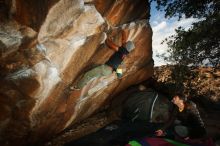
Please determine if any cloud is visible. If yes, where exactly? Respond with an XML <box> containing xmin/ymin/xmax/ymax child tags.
<box><xmin>151</xmin><ymin>14</ymin><xmax>199</xmax><ymax>66</ymax></box>
<box><xmin>152</xmin><ymin>21</ymin><xmax>167</xmax><ymax>32</ymax></box>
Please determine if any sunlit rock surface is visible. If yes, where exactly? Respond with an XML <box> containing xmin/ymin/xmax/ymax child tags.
<box><xmin>0</xmin><ymin>0</ymin><xmax>152</xmax><ymax>145</ymax></box>
<box><xmin>154</xmin><ymin>66</ymin><xmax>220</xmax><ymax>105</ymax></box>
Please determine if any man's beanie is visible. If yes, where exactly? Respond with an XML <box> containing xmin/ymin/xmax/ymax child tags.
<box><xmin>125</xmin><ymin>41</ymin><xmax>135</xmax><ymax>52</ymax></box>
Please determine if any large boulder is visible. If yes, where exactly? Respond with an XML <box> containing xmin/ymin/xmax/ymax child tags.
<box><xmin>0</xmin><ymin>0</ymin><xmax>153</xmax><ymax>145</ymax></box>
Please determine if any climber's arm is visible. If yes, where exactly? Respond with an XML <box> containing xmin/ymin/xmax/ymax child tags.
<box><xmin>121</xmin><ymin>29</ymin><xmax>127</xmax><ymax>46</ymax></box>
<box><xmin>105</xmin><ymin>38</ymin><xmax>120</xmax><ymax>51</ymax></box>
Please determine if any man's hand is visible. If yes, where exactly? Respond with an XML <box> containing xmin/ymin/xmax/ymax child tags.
<box><xmin>184</xmin><ymin>137</ymin><xmax>190</xmax><ymax>140</ymax></box>
<box><xmin>155</xmin><ymin>129</ymin><xmax>165</xmax><ymax>136</ymax></box>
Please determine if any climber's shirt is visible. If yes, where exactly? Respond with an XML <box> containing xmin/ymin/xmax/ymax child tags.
<box><xmin>76</xmin><ymin>64</ymin><xmax>113</xmax><ymax>89</ymax></box>
<box><xmin>105</xmin><ymin>47</ymin><xmax>129</xmax><ymax>71</ymax></box>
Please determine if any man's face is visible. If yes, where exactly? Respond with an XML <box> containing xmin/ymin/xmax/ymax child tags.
<box><xmin>172</xmin><ymin>95</ymin><xmax>181</xmax><ymax>105</ymax></box>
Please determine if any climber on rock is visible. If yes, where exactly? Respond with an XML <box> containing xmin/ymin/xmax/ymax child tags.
<box><xmin>75</xmin><ymin>29</ymin><xmax>135</xmax><ymax>89</ymax></box>
<box><xmin>155</xmin><ymin>93</ymin><xmax>207</xmax><ymax>140</ymax></box>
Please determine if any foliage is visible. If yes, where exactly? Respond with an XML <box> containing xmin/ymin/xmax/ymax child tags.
<box><xmin>151</xmin><ymin>0</ymin><xmax>220</xmax><ymax>67</ymax></box>
<box><xmin>151</xmin><ymin>0</ymin><xmax>218</xmax><ymax>19</ymax></box>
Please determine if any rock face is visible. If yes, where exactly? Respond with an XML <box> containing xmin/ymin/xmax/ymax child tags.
<box><xmin>0</xmin><ymin>0</ymin><xmax>152</xmax><ymax>145</ymax></box>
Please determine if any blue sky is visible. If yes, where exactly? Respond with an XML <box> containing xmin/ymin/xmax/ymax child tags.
<box><xmin>150</xmin><ymin>2</ymin><xmax>199</xmax><ymax>66</ymax></box>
